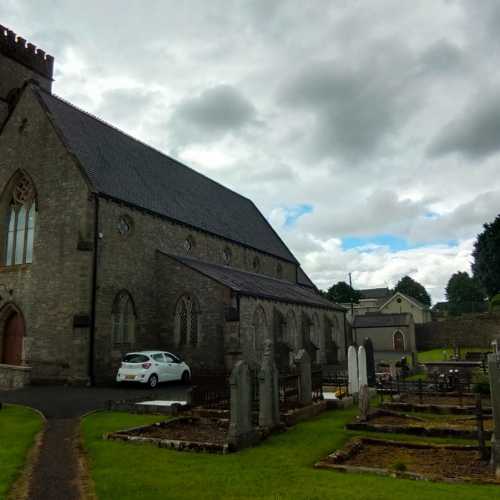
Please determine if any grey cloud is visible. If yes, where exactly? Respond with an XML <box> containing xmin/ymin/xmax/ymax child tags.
<box><xmin>408</xmin><ymin>190</ymin><xmax>500</xmax><ymax>243</ymax></box>
<box><xmin>279</xmin><ymin>44</ymin><xmax>419</xmax><ymax>163</ymax></box>
<box><xmin>295</xmin><ymin>189</ymin><xmax>428</xmax><ymax>239</ymax></box>
<box><xmin>428</xmin><ymin>92</ymin><xmax>500</xmax><ymax>159</ymax></box>
<box><xmin>96</xmin><ymin>88</ymin><xmax>161</xmax><ymax>128</ymax></box>
<box><xmin>167</xmin><ymin>85</ymin><xmax>257</xmax><ymax>147</ymax></box>
<box><xmin>418</xmin><ymin>40</ymin><xmax>466</xmax><ymax>76</ymax></box>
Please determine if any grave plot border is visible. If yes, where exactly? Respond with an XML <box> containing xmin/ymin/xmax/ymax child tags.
<box><xmin>346</xmin><ymin>409</ymin><xmax>492</xmax><ymax>440</ymax></box>
<box><xmin>315</xmin><ymin>437</ymin><xmax>499</xmax><ymax>485</ymax></box>
<box><xmin>104</xmin><ymin>417</ymin><xmax>231</xmax><ymax>454</ymax></box>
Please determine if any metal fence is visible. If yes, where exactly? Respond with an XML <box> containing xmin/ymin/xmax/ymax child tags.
<box><xmin>312</xmin><ymin>368</ymin><xmax>324</xmax><ymax>401</ymax></box>
<box><xmin>375</xmin><ymin>372</ymin><xmax>483</xmax><ymax>406</ymax></box>
<box><xmin>190</xmin><ymin>370</ymin><xmax>230</xmax><ymax>408</ymax></box>
<box><xmin>279</xmin><ymin>372</ymin><xmax>300</xmax><ymax>406</ymax></box>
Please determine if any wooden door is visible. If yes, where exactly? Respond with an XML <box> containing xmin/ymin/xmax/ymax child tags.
<box><xmin>2</xmin><ymin>313</ymin><xmax>24</xmax><ymax>365</ymax></box>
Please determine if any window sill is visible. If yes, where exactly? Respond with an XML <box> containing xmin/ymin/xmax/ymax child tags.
<box><xmin>0</xmin><ymin>264</ymin><xmax>31</xmax><ymax>273</ymax></box>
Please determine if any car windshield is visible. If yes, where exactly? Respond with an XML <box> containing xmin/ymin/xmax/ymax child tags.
<box><xmin>123</xmin><ymin>354</ymin><xmax>149</xmax><ymax>363</ymax></box>
<box><xmin>166</xmin><ymin>352</ymin><xmax>181</xmax><ymax>363</ymax></box>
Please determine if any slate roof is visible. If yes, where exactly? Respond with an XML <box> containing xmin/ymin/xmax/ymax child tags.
<box><xmin>297</xmin><ymin>267</ymin><xmax>316</xmax><ymax>289</ymax></box>
<box><xmin>162</xmin><ymin>252</ymin><xmax>345</xmax><ymax>311</ymax></box>
<box><xmin>35</xmin><ymin>89</ymin><xmax>298</xmax><ymax>264</ymax></box>
<box><xmin>359</xmin><ymin>288</ymin><xmax>391</xmax><ymax>300</ymax></box>
<box><xmin>353</xmin><ymin>313</ymin><xmax>411</xmax><ymax>328</ymax></box>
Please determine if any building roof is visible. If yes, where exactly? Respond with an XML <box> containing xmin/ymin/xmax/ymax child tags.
<box><xmin>353</xmin><ymin>313</ymin><xmax>411</xmax><ymax>328</ymax></box>
<box><xmin>359</xmin><ymin>288</ymin><xmax>391</xmax><ymax>300</ymax></box>
<box><xmin>162</xmin><ymin>252</ymin><xmax>346</xmax><ymax>311</ymax></box>
<box><xmin>35</xmin><ymin>88</ymin><xmax>298</xmax><ymax>264</ymax></box>
<box><xmin>297</xmin><ymin>267</ymin><xmax>316</xmax><ymax>289</ymax></box>
<box><xmin>379</xmin><ymin>291</ymin><xmax>429</xmax><ymax>311</ymax></box>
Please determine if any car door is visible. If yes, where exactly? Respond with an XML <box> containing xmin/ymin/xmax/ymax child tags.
<box><xmin>163</xmin><ymin>353</ymin><xmax>181</xmax><ymax>381</ymax></box>
<box><xmin>151</xmin><ymin>353</ymin><xmax>168</xmax><ymax>382</ymax></box>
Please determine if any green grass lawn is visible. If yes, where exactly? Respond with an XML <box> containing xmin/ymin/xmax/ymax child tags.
<box><xmin>417</xmin><ymin>347</ymin><xmax>487</xmax><ymax>363</ymax></box>
<box><xmin>0</xmin><ymin>404</ymin><xmax>44</xmax><ymax>498</ymax></box>
<box><xmin>81</xmin><ymin>409</ymin><xmax>498</xmax><ymax>500</ymax></box>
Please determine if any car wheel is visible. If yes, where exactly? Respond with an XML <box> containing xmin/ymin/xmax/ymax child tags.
<box><xmin>148</xmin><ymin>374</ymin><xmax>159</xmax><ymax>389</ymax></box>
<box><xmin>181</xmin><ymin>371</ymin><xmax>191</xmax><ymax>384</ymax></box>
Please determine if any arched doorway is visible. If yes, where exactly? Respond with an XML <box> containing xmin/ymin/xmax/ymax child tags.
<box><xmin>393</xmin><ymin>330</ymin><xmax>405</xmax><ymax>353</ymax></box>
<box><xmin>2</xmin><ymin>310</ymin><xmax>24</xmax><ymax>365</ymax></box>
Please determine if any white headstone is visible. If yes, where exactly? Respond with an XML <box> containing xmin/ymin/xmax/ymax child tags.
<box><xmin>358</xmin><ymin>345</ymin><xmax>368</xmax><ymax>387</ymax></box>
<box><xmin>348</xmin><ymin>345</ymin><xmax>359</xmax><ymax>395</ymax></box>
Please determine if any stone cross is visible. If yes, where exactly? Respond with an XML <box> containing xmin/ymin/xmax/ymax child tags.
<box><xmin>259</xmin><ymin>340</ymin><xmax>280</xmax><ymax>429</ymax></box>
<box><xmin>358</xmin><ymin>345</ymin><xmax>368</xmax><ymax>388</ymax></box>
<box><xmin>363</xmin><ymin>337</ymin><xmax>376</xmax><ymax>386</ymax></box>
<box><xmin>228</xmin><ymin>360</ymin><xmax>257</xmax><ymax>450</ymax></box>
<box><xmin>358</xmin><ymin>384</ymin><xmax>370</xmax><ymax>422</ymax></box>
<box><xmin>348</xmin><ymin>345</ymin><xmax>359</xmax><ymax>395</ymax></box>
<box><xmin>294</xmin><ymin>348</ymin><xmax>312</xmax><ymax>406</ymax></box>
<box><xmin>488</xmin><ymin>353</ymin><xmax>500</xmax><ymax>478</ymax></box>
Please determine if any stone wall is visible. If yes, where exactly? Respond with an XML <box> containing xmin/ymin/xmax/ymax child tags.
<box><xmin>238</xmin><ymin>296</ymin><xmax>346</xmax><ymax>369</ymax></box>
<box><xmin>416</xmin><ymin>313</ymin><xmax>500</xmax><ymax>350</ymax></box>
<box><xmin>0</xmin><ymin>87</ymin><xmax>94</xmax><ymax>383</ymax></box>
<box><xmin>0</xmin><ymin>363</ymin><xmax>31</xmax><ymax>389</ymax></box>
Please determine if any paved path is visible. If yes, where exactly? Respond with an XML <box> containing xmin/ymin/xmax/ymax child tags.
<box><xmin>0</xmin><ymin>383</ymin><xmax>188</xmax><ymax>418</ymax></box>
<box><xmin>28</xmin><ymin>419</ymin><xmax>81</xmax><ymax>500</ymax></box>
<box><xmin>2</xmin><ymin>384</ymin><xmax>188</xmax><ymax>499</ymax></box>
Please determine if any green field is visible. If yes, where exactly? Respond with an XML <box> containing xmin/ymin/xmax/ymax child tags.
<box><xmin>417</xmin><ymin>347</ymin><xmax>487</xmax><ymax>363</ymax></box>
<box><xmin>0</xmin><ymin>405</ymin><xmax>44</xmax><ymax>498</ymax></box>
<box><xmin>81</xmin><ymin>409</ymin><xmax>497</xmax><ymax>500</ymax></box>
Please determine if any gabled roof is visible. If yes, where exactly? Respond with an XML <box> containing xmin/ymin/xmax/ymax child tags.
<box><xmin>35</xmin><ymin>88</ymin><xmax>298</xmax><ymax>264</ymax></box>
<box><xmin>359</xmin><ymin>288</ymin><xmax>391</xmax><ymax>300</ymax></box>
<box><xmin>297</xmin><ymin>267</ymin><xmax>316</xmax><ymax>289</ymax></box>
<box><xmin>353</xmin><ymin>313</ymin><xmax>411</xmax><ymax>328</ymax></box>
<box><xmin>379</xmin><ymin>291</ymin><xmax>429</xmax><ymax>311</ymax></box>
<box><xmin>161</xmin><ymin>252</ymin><xmax>346</xmax><ymax>311</ymax></box>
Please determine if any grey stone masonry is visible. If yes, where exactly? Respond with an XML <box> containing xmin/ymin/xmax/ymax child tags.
<box><xmin>258</xmin><ymin>340</ymin><xmax>280</xmax><ymax>429</ymax></box>
<box><xmin>295</xmin><ymin>349</ymin><xmax>312</xmax><ymax>406</ymax></box>
<box><xmin>228</xmin><ymin>360</ymin><xmax>257</xmax><ymax>450</ymax></box>
<box><xmin>0</xmin><ymin>363</ymin><xmax>31</xmax><ymax>389</ymax></box>
<box><xmin>488</xmin><ymin>353</ymin><xmax>500</xmax><ymax>478</ymax></box>
<box><xmin>358</xmin><ymin>384</ymin><xmax>369</xmax><ymax>422</ymax></box>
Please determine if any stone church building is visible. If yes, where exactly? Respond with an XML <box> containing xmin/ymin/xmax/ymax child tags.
<box><xmin>0</xmin><ymin>25</ymin><xmax>346</xmax><ymax>384</ymax></box>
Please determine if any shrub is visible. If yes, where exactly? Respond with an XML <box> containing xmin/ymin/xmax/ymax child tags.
<box><xmin>392</xmin><ymin>462</ymin><xmax>407</xmax><ymax>472</ymax></box>
<box><xmin>473</xmin><ymin>372</ymin><xmax>491</xmax><ymax>395</ymax></box>
<box><xmin>490</xmin><ymin>293</ymin><xmax>500</xmax><ymax>312</ymax></box>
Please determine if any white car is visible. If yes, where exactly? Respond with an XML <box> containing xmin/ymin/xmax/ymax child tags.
<box><xmin>116</xmin><ymin>351</ymin><xmax>191</xmax><ymax>388</ymax></box>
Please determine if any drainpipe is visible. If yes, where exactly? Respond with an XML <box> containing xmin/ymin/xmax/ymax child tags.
<box><xmin>88</xmin><ymin>194</ymin><xmax>100</xmax><ymax>385</ymax></box>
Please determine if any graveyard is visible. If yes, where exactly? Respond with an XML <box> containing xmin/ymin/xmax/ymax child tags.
<box><xmin>2</xmin><ymin>342</ymin><xmax>500</xmax><ymax>498</ymax></box>
<box><xmin>74</xmin><ymin>344</ymin><xmax>500</xmax><ymax>498</ymax></box>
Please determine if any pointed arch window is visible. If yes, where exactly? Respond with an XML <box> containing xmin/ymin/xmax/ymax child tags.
<box><xmin>112</xmin><ymin>291</ymin><xmax>136</xmax><ymax>345</ymax></box>
<box><xmin>4</xmin><ymin>173</ymin><xmax>37</xmax><ymax>266</ymax></box>
<box><xmin>175</xmin><ymin>295</ymin><xmax>199</xmax><ymax>347</ymax></box>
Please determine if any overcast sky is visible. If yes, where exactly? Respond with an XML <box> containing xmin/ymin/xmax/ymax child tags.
<box><xmin>3</xmin><ymin>1</ymin><xmax>500</xmax><ymax>302</ymax></box>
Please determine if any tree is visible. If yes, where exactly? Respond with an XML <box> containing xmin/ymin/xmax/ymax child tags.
<box><xmin>394</xmin><ymin>276</ymin><xmax>431</xmax><ymax>306</ymax></box>
<box><xmin>472</xmin><ymin>214</ymin><xmax>500</xmax><ymax>298</ymax></box>
<box><xmin>445</xmin><ymin>271</ymin><xmax>486</xmax><ymax>315</ymax></box>
<box><xmin>326</xmin><ymin>281</ymin><xmax>361</xmax><ymax>304</ymax></box>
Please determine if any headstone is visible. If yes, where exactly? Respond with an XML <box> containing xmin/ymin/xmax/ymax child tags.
<box><xmin>295</xmin><ymin>348</ymin><xmax>312</xmax><ymax>406</ymax></box>
<box><xmin>259</xmin><ymin>340</ymin><xmax>280</xmax><ymax>429</ymax></box>
<box><xmin>348</xmin><ymin>345</ymin><xmax>359</xmax><ymax>395</ymax></box>
<box><xmin>358</xmin><ymin>384</ymin><xmax>370</xmax><ymax>422</ymax></box>
<box><xmin>358</xmin><ymin>345</ymin><xmax>368</xmax><ymax>387</ymax></box>
<box><xmin>228</xmin><ymin>360</ymin><xmax>257</xmax><ymax>449</ymax></box>
<box><xmin>488</xmin><ymin>353</ymin><xmax>500</xmax><ymax>478</ymax></box>
<box><xmin>363</xmin><ymin>338</ymin><xmax>376</xmax><ymax>386</ymax></box>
